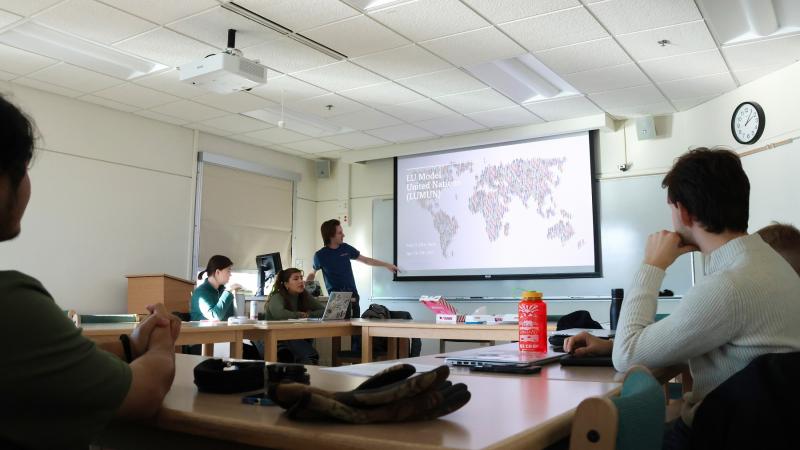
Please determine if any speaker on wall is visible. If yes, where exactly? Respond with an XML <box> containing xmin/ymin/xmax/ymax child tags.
<box><xmin>636</xmin><ymin>116</ymin><xmax>657</xmax><ymax>140</ymax></box>
<box><xmin>316</xmin><ymin>159</ymin><xmax>331</xmax><ymax>178</ymax></box>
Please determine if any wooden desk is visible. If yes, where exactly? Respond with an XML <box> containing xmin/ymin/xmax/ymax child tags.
<box><xmin>81</xmin><ymin>322</ymin><xmax>250</xmax><ymax>359</ymax></box>
<box><xmin>99</xmin><ymin>353</ymin><xmax>622</xmax><ymax>450</ymax></box>
<box><xmin>243</xmin><ymin>321</ymin><xmax>356</xmax><ymax>362</ymax></box>
<box><xmin>352</xmin><ymin>319</ymin><xmax>520</xmax><ymax>363</ymax></box>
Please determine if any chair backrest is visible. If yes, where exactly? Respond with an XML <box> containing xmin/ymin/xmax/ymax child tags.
<box><xmin>78</xmin><ymin>314</ymin><xmax>139</xmax><ymax>325</ymax></box>
<box><xmin>570</xmin><ymin>366</ymin><xmax>665</xmax><ymax>450</ymax></box>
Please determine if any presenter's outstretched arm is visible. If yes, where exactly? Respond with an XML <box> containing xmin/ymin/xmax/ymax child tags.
<box><xmin>357</xmin><ymin>255</ymin><xmax>399</xmax><ymax>273</ymax></box>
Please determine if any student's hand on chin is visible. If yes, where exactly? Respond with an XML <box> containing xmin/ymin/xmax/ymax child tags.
<box><xmin>644</xmin><ymin>230</ymin><xmax>699</xmax><ymax>270</ymax></box>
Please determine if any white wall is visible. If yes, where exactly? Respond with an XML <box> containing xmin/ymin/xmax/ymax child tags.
<box><xmin>0</xmin><ymin>83</ymin><xmax>318</xmax><ymax>313</ymax></box>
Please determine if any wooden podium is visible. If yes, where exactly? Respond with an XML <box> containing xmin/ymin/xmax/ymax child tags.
<box><xmin>126</xmin><ymin>274</ymin><xmax>195</xmax><ymax>314</ymax></box>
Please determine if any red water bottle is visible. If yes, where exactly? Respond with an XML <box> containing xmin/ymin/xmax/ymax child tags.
<box><xmin>519</xmin><ymin>291</ymin><xmax>547</xmax><ymax>353</ymax></box>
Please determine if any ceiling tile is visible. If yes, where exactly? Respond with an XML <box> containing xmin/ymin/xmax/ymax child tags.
<box><xmin>167</xmin><ymin>6</ymin><xmax>284</xmax><ymax>49</ymax></box>
<box><xmin>243</xmin><ymin>37</ymin><xmax>338</xmax><ymax>75</ymax></box>
<box><xmin>133</xmin><ymin>69</ymin><xmax>206</xmax><ymax>98</ymax></box>
<box><xmin>244</xmin><ymin>127</ymin><xmax>310</xmax><ymax>144</ymax></box>
<box><xmin>370</xmin><ymin>0</ymin><xmax>489</xmax><ymax>42</ymax></box>
<box><xmin>588</xmin><ymin>84</ymin><xmax>667</xmax><ymax>110</ymax></box>
<box><xmin>99</xmin><ymin>0</ymin><xmax>218</xmax><ymax>25</ymax></box>
<box><xmin>586</xmin><ymin>0</ymin><xmax>702</xmax><ymax>35</ymax></box>
<box><xmin>377</xmin><ymin>98</ymin><xmax>455</xmax><ymax>122</ymax></box>
<box><xmin>563</xmin><ymin>63</ymin><xmax>650</xmax><ymax>94</ymax></box>
<box><xmin>341</xmin><ymin>82</ymin><xmax>425</xmax><ymax>106</ymax></box>
<box><xmin>722</xmin><ymin>34</ymin><xmax>800</xmax><ymax>71</ymax></box>
<box><xmin>232</xmin><ymin>0</ymin><xmax>359</xmax><ymax>31</ymax></box>
<box><xmin>397</xmin><ymin>68</ymin><xmax>486</xmax><ymax>97</ymax></box>
<box><xmin>134</xmin><ymin>109</ymin><xmax>190</xmax><ymax>125</ymax></box>
<box><xmin>500</xmin><ymin>7</ymin><xmax>608</xmax><ymax>53</ymax></box>
<box><xmin>414</xmin><ymin>114</ymin><xmax>486</xmax><ymax>135</ymax></box>
<box><xmin>292</xmin><ymin>61</ymin><xmax>386</xmax><ymax>92</ymax></box>
<box><xmin>466</xmin><ymin>105</ymin><xmax>544</xmax><ymax>128</ymax></box>
<box><xmin>93</xmin><ymin>82</ymin><xmax>181</xmax><ymax>109</ymax></box>
<box><xmin>228</xmin><ymin>133</ymin><xmax>273</xmax><ymax>148</ymax></box>
<box><xmin>0</xmin><ymin>69</ymin><xmax>16</xmax><ymax>80</ymax></box>
<box><xmin>313</xmin><ymin>149</ymin><xmax>343</xmax><ymax>158</ymax></box>
<box><xmin>289</xmin><ymin>93</ymin><xmax>367</xmax><ymax>118</ymax></box>
<box><xmin>523</xmin><ymin>95</ymin><xmax>601</xmax><ymax>121</ymax></box>
<box><xmin>0</xmin><ymin>8</ymin><xmax>20</xmax><ymax>27</ymax></box>
<box><xmin>435</xmin><ymin>88</ymin><xmax>517</xmax><ymax>114</ymax></box>
<box><xmin>672</xmin><ymin>95</ymin><xmax>718</xmax><ymax>111</ymax></box>
<box><xmin>193</xmin><ymin>91</ymin><xmax>277</xmax><ymax>113</ymax></box>
<box><xmin>13</xmin><ymin>77</ymin><xmax>82</xmax><ymax>97</ymax></box>
<box><xmin>198</xmin><ymin>115</ymin><xmax>271</xmax><ymax>134</ymax></box>
<box><xmin>283</xmin><ymin>139</ymin><xmax>343</xmax><ymax>153</ymax></box>
<box><xmin>248</xmin><ymin>75</ymin><xmax>328</xmax><ymax>103</ymax></box>
<box><xmin>185</xmin><ymin>122</ymin><xmax>233</xmax><ymax>137</ymax></box>
<box><xmin>114</xmin><ymin>28</ymin><xmax>219</xmax><ymax>68</ymax></box>
<box><xmin>421</xmin><ymin>27</ymin><xmax>527</xmax><ymax>67</ymax></box>
<box><xmin>639</xmin><ymin>50</ymin><xmax>728</xmax><ymax>83</ymax></box>
<box><xmin>326</xmin><ymin>108</ymin><xmax>403</xmax><ymax>130</ymax></box>
<box><xmin>617</xmin><ymin>20</ymin><xmax>716</xmax><ymax>61</ymax></box>
<box><xmin>79</xmin><ymin>94</ymin><xmax>140</xmax><ymax>112</ymax></box>
<box><xmin>535</xmin><ymin>38</ymin><xmax>631</xmax><ymax>74</ymax></box>
<box><xmin>463</xmin><ymin>0</ymin><xmax>579</xmax><ymax>24</ymax></box>
<box><xmin>0</xmin><ymin>0</ymin><xmax>61</xmax><ymax>16</ymax></box>
<box><xmin>27</xmin><ymin>63</ymin><xmax>123</xmax><ymax>92</ymax></box>
<box><xmin>365</xmin><ymin>123</ymin><xmax>436</xmax><ymax>143</ymax></box>
<box><xmin>658</xmin><ymin>72</ymin><xmax>736</xmax><ymax>101</ymax></box>
<box><xmin>321</xmin><ymin>131</ymin><xmax>388</xmax><ymax>149</ymax></box>
<box><xmin>0</xmin><ymin>43</ymin><xmax>57</xmax><ymax>75</ymax></box>
<box><xmin>302</xmin><ymin>14</ymin><xmax>408</xmax><ymax>58</ymax></box>
<box><xmin>34</xmin><ymin>0</ymin><xmax>156</xmax><ymax>44</ymax></box>
<box><xmin>734</xmin><ymin>63</ymin><xmax>793</xmax><ymax>85</ymax></box>
<box><xmin>604</xmin><ymin>101</ymin><xmax>676</xmax><ymax>118</ymax></box>
<box><xmin>352</xmin><ymin>45</ymin><xmax>451</xmax><ymax>79</ymax></box>
<box><xmin>149</xmin><ymin>99</ymin><xmax>228</xmax><ymax>122</ymax></box>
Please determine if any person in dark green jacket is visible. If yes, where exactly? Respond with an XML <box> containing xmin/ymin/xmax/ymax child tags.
<box><xmin>190</xmin><ymin>255</ymin><xmax>241</xmax><ymax>321</ymax></box>
<box><xmin>266</xmin><ymin>268</ymin><xmax>325</xmax><ymax>364</ymax></box>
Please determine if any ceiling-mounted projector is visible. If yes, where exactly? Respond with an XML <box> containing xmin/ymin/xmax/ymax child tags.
<box><xmin>178</xmin><ymin>29</ymin><xmax>266</xmax><ymax>94</ymax></box>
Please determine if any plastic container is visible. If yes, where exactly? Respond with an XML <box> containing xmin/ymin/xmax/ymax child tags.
<box><xmin>610</xmin><ymin>288</ymin><xmax>624</xmax><ymax>330</ymax></box>
<box><xmin>518</xmin><ymin>291</ymin><xmax>547</xmax><ymax>352</ymax></box>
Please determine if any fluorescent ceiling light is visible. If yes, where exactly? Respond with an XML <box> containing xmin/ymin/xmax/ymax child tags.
<box><xmin>346</xmin><ymin>0</ymin><xmax>415</xmax><ymax>11</ymax></box>
<box><xmin>698</xmin><ymin>0</ymin><xmax>800</xmax><ymax>44</ymax></box>
<box><xmin>243</xmin><ymin>107</ymin><xmax>353</xmax><ymax>137</ymax></box>
<box><xmin>0</xmin><ymin>22</ymin><xmax>167</xmax><ymax>80</ymax></box>
<box><xmin>467</xmin><ymin>54</ymin><xmax>576</xmax><ymax>103</ymax></box>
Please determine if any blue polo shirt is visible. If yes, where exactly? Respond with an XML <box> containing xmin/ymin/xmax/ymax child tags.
<box><xmin>313</xmin><ymin>243</ymin><xmax>360</xmax><ymax>297</ymax></box>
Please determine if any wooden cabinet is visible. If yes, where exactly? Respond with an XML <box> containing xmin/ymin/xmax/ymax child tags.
<box><xmin>126</xmin><ymin>274</ymin><xmax>195</xmax><ymax>314</ymax></box>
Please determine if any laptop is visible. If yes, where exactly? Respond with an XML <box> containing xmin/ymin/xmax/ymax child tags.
<box><xmin>445</xmin><ymin>344</ymin><xmax>566</xmax><ymax>368</ymax></box>
<box><xmin>307</xmin><ymin>291</ymin><xmax>353</xmax><ymax>321</ymax></box>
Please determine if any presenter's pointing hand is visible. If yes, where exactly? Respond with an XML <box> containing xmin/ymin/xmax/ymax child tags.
<box><xmin>386</xmin><ymin>264</ymin><xmax>399</xmax><ymax>273</ymax></box>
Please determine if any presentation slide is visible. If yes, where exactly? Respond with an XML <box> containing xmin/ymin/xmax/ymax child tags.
<box><xmin>395</xmin><ymin>131</ymin><xmax>599</xmax><ymax>279</ymax></box>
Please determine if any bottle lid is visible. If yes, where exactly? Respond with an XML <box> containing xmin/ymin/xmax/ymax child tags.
<box><xmin>611</xmin><ymin>288</ymin><xmax>624</xmax><ymax>298</ymax></box>
<box><xmin>522</xmin><ymin>291</ymin><xmax>542</xmax><ymax>299</ymax></box>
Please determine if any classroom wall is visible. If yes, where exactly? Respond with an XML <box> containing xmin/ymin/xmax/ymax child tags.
<box><xmin>0</xmin><ymin>83</ymin><xmax>318</xmax><ymax>313</ymax></box>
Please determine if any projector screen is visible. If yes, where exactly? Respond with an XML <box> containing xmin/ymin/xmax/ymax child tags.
<box><xmin>394</xmin><ymin>131</ymin><xmax>600</xmax><ymax>280</ymax></box>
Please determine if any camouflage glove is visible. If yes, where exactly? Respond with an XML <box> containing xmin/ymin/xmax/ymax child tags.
<box><xmin>268</xmin><ymin>364</ymin><xmax>470</xmax><ymax>423</ymax></box>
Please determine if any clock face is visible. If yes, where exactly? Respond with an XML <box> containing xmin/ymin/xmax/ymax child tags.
<box><xmin>731</xmin><ymin>102</ymin><xmax>765</xmax><ymax>144</ymax></box>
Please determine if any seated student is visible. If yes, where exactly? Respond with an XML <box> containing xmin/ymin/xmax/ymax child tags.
<box><xmin>566</xmin><ymin>149</ymin><xmax>800</xmax><ymax>449</ymax></box>
<box><xmin>266</xmin><ymin>268</ymin><xmax>326</xmax><ymax>364</ymax></box>
<box><xmin>0</xmin><ymin>95</ymin><xmax>180</xmax><ymax>449</ymax></box>
<box><xmin>190</xmin><ymin>254</ymin><xmax>242</xmax><ymax>321</ymax></box>
<box><xmin>756</xmin><ymin>222</ymin><xmax>800</xmax><ymax>275</ymax></box>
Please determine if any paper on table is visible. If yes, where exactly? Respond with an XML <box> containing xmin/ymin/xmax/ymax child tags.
<box><xmin>322</xmin><ymin>362</ymin><xmax>442</xmax><ymax>377</ymax></box>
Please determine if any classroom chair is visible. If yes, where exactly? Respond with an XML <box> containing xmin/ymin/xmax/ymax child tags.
<box><xmin>569</xmin><ymin>366</ymin><xmax>665</xmax><ymax>450</ymax></box>
<box><xmin>333</xmin><ymin>310</ymin><xmax>420</xmax><ymax>366</ymax></box>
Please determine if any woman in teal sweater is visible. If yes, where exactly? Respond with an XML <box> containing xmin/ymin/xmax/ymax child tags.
<box><xmin>266</xmin><ymin>268</ymin><xmax>325</xmax><ymax>363</ymax></box>
<box><xmin>190</xmin><ymin>255</ymin><xmax>241</xmax><ymax>321</ymax></box>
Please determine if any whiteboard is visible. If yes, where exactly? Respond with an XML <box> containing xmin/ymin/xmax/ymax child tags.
<box><xmin>741</xmin><ymin>139</ymin><xmax>800</xmax><ymax>231</ymax></box>
<box><xmin>372</xmin><ymin>174</ymin><xmax>694</xmax><ymax>299</ymax></box>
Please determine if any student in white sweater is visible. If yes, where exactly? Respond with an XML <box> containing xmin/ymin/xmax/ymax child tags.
<box><xmin>566</xmin><ymin>148</ymin><xmax>800</xmax><ymax>445</ymax></box>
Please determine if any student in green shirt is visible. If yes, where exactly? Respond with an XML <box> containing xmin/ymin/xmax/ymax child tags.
<box><xmin>266</xmin><ymin>268</ymin><xmax>326</xmax><ymax>364</ymax></box>
<box><xmin>190</xmin><ymin>254</ymin><xmax>242</xmax><ymax>321</ymax></box>
<box><xmin>0</xmin><ymin>95</ymin><xmax>180</xmax><ymax>449</ymax></box>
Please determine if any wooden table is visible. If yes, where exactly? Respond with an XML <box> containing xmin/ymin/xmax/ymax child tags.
<box><xmin>81</xmin><ymin>321</ymin><xmax>250</xmax><ymax>359</ymax></box>
<box><xmin>353</xmin><ymin>319</ymin><xmax>521</xmax><ymax>363</ymax></box>
<box><xmin>243</xmin><ymin>320</ymin><xmax>356</xmax><ymax>362</ymax></box>
<box><xmin>98</xmin><ymin>353</ymin><xmax>623</xmax><ymax>450</ymax></box>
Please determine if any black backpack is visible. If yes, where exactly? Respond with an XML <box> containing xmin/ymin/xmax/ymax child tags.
<box><xmin>361</xmin><ymin>303</ymin><xmax>391</xmax><ymax>320</ymax></box>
